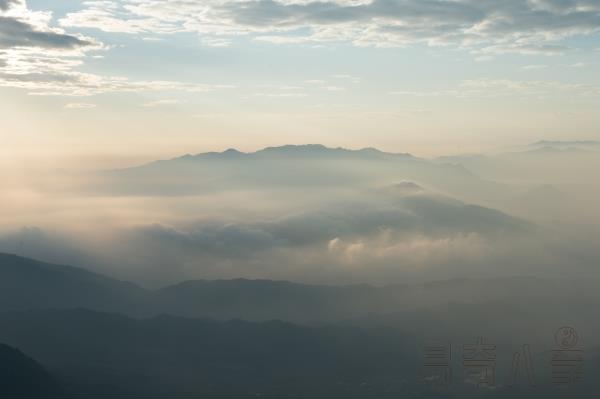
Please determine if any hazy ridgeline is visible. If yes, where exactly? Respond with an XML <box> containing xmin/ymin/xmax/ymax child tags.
<box><xmin>1</xmin><ymin>142</ymin><xmax>599</xmax><ymax>286</ymax></box>
<box><xmin>1</xmin><ymin>141</ymin><xmax>600</xmax><ymax>398</ymax></box>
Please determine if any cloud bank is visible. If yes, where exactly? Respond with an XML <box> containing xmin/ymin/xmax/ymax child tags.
<box><xmin>59</xmin><ymin>0</ymin><xmax>600</xmax><ymax>52</ymax></box>
<box><xmin>0</xmin><ymin>187</ymin><xmax>539</xmax><ymax>286</ymax></box>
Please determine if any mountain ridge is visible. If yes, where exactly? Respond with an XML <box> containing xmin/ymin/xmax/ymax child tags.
<box><xmin>0</xmin><ymin>252</ymin><xmax>587</xmax><ymax>325</ymax></box>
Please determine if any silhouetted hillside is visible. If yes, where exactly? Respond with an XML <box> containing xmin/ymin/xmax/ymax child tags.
<box><xmin>0</xmin><ymin>343</ymin><xmax>69</xmax><ymax>399</ymax></box>
<box><xmin>0</xmin><ymin>253</ymin><xmax>148</xmax><ymax>315</ymax></box>
<box><xmin>0</xmin><ymin>309</ymin><xmax>417</xmax><ymax>399</ymax></box>
<box><xmin>0</xmin><ymin>310</ymin><xmax>598</xmax><ymax>399</ymax></box>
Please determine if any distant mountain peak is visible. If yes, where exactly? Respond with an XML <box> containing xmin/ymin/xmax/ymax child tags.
<box><xmin>167</xmin><ymin>144</ymin><xmax>415</xmax><ymax>161</ymax></box>
<box><xmin>357</xmin><ymin>146</ymin><xmax>383</xmax><ymax>154</ymax></box>
<box><xmin>257</xmin><ymin>144</ymin><xmax>339</xmax><ymax>156</ymax></box>
<box><xmin>386</xmin><ymin>181</ymin><xmax>425</xmax><ymax>194</ymax></box>
<box><xmin>134</xmin><ymin>145</ymin><xmax>418</xmax><ymax>169</ymax></box>
<box><xmin>532</xmin><ymin>140</ymin><xmax>600</xmax><ymax>146</ymax></box>
<box><xmin>262</xmin><ymin>144</ymin><xmax>410</xmax><ymax>158</ymax></box>
<box><xmin>522</xmin><ymin>145</ymin><xmax>588</xmax><ymax>155</ymax></box>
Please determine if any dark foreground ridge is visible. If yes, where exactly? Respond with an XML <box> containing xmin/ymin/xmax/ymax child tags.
<box><xmin>0</xmin><ymin>343</ymin><xmax>69</xmax><ymax>399</ymax></box>
<box><xmin>2</xmin><ymin>253</ymin><xmax>600</xmax><ymax>398</ymax></box>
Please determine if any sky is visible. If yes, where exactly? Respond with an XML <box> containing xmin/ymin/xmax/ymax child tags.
<box><xmin>1</xmin><ymin>0</ymin><xmax>600</xmax><ymax>165</ymax></box>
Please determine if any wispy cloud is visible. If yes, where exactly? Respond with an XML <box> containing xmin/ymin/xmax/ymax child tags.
<box><xmin>141</xmin><ymin>99</ymin><xmax>183</xmax><ymax>107</ymax></box>
<box><xmin>64</xmin><ymin>102</ymin><xmax>96</xmax><ymax>109</ymax></box>
<box><xmin>0</xmin><ymin>69</ymin><xmax>235</xmax><ymax>96</ymax></box>
<box><xmin>251</xmin><ymin>92</ymin><xmax>308</xmax><ymax>98</ymax></box>
<box><xmin>192</xmin><ymin>113</ymin><xmax>225</xmax><ymax>119</ymax></box>
<box><xmin>522</xmin><ymin>64</ymin><xmax>548</xmax><ymax>70</ymax></box>
<box><xmin>390</xmin><ymin>78</ymin><xmax>600</xmax><ymax>99</ymax></box>
<box><xmin>331</xmin><ymin>74</ymin><xmax>361</xmax><ymax>83</ymax></box>
<box><xmin>567</xmin><ymin>62</ymin><xmax>589</xmax><ymax>68</ymax></box>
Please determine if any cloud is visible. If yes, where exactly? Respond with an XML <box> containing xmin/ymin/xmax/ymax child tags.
<box><xmin>474</xmin><ymin>43</ymin><xmax>571</xmax><ymax>56</ymax></box>
<box><xmin>0</xmin><ymin>186</ymin><xmax>537</xmax><ymax>286</ymax></box>
<box><xmin>522</xmin><ymin>64</ymin><xmax>548</xmax><ymax>70</ymax></box>
<box><xmin>192</xmin><ymin>113</ymin><xmax>226</xmax><ymax>119</ymax></box>
<box><xmin>58</xmin><ymin>0</ymin><xmax>600</xmax><ymax>53</ymax></box>
<box><xmin>320</xmin><ymin>86</ymin><xmax>345</xmax><ymax>91</ymax></box>
<box><xmin>113</xmin><ymin>189</ymin><xmax>531</xmax><ymax>264</ymax></box>
<box><xmin>0</xmin><ymin>0</ymin><xmax>102</xmax><ymax>94</ymax></box>
<box><xmin>251</xmin><ymin>91</ymin><xmax>308</xmax><ymax>98</ymax></box>
<box><xmin>326</xmin><ymin>231</ymin><xmax>489</xmax><ymax>266</ymax></box>
<box><xmin>64</xmin><ymin>102</ymin><xmax>96</xmax><ymax>109</ymax></box>
<box><xmin>0</xmin><ymin>0</ymin><xmax>19</xmax><ymax>11</ymax></box>
<box><xmin>141</xmin><ymin>99</ymin><xmax>183</xmax><ymax>107</ymax></box>
<box><xmin>0</xmin><ymin>0</ymin><xmax>96</xmax><ymax>51</ymax></box>
<box><xmin>0</xmin><ymin>1</ymin><xmax>237</xmax><ymax>96</ymax></box>
<box><xmin>0</xmin><ymin>67</ymin><xmax>233</xmax><ymax>96</ymax></box>
<box><xmin>390</xmin><ymin>78</ymin><xmax>600</xmax><ymax>98</ymax></box>
<box><xmin>0</xmin><ymin>16</ymin><xmax>93</xmax><ymax>49</ymax></box>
